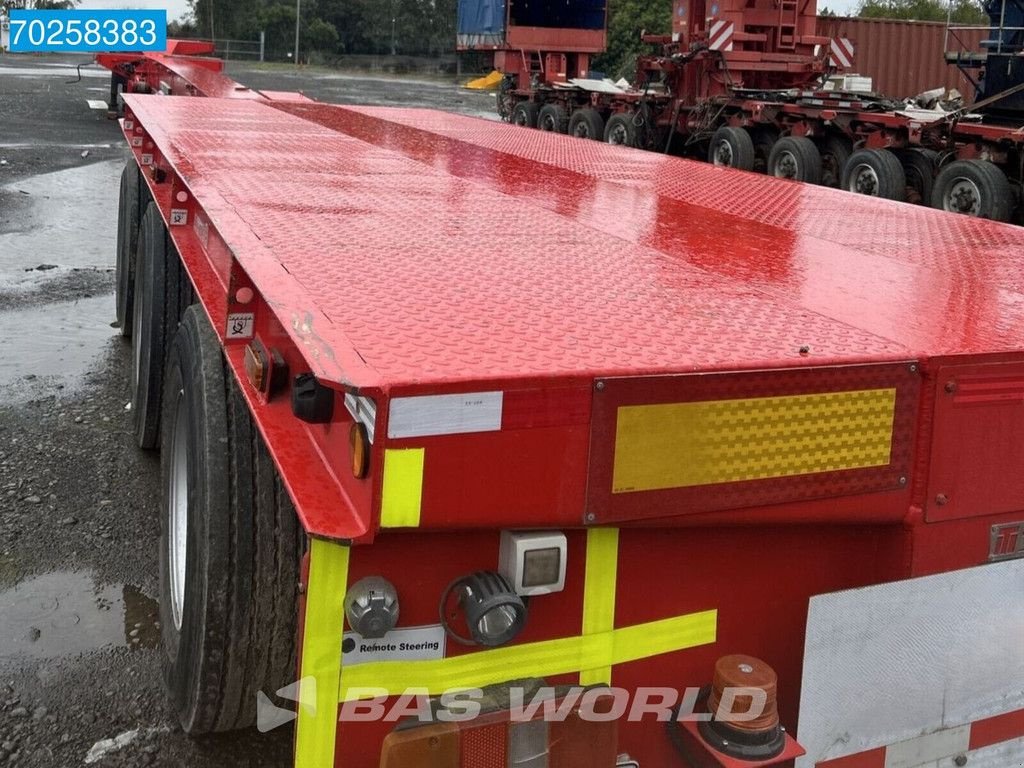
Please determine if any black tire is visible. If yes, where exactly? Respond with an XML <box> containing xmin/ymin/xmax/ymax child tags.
<box><xmin>569</xmin><ymin>108</ymin><xmax>605</xmax><ymax>140</ymax></box>
<box><xmin>931</xmin><ymin>159</ymin><xmax>1013</xmax><ymax>222</ymax></box>
<box><xmin>604</xmin><ymin>113</ymin><xmax>639</xmax><ymax>147</ymax></box>
<box><xmin>708</xmin><ymin>126</ymin><xmax>755</xmax><ymax>171</ymax></box>
<box><xmin>115</xmin><ymin>161</ymin><xmax>148</xmax><ymax>338</ymax></box>
<box><xmin>132</xmin><ymin>203</ymin><xmax>182</xmax><ymax>450</ymax></box>
<box><xmin>819</xmin><ymin>136</ymin><xmax>853</xmax><ymax>189</ymax></box>
<box><xmin>751</xmin><ymin>128</ymin><xmax>778</xmax><ymax>174</ymax></box>
<box><xmin>511</xmin><ymin>101</ymin><xmax>540</xmax><ymax>128</ymax></box>
<box><xmin>897</xmin><ymin>149</ymin><xmax>938</xmax><ymax>206</ymax></box>
<box><xmin>160</xmin><ymin>306</ymin><xmax>302</xmax><ymax>734</ymax></box>
<box><xmin>842</xmin><ymin>148</ymin><xmax>907</xmax><ymax>201</ymax></box>
<box><xmin>767</xmin><ymin>136</ymin><xmax>822</xmax><ymax>184</ymax></box>
<box><xmin>538</xmin><ymin>103</ymin><xmax>568</xmax><ymax>133</ymax></box>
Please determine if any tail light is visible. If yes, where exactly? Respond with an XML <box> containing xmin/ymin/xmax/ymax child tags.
<box><xmin>380</xmin><ymin>687</ymin><xmax>619</xmax><ymax>768</ymax></box>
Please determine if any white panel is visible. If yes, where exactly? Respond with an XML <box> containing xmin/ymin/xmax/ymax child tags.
<box><xmin>885</xmin><ymin>724</ymin><xmax>970</xmax><ymax>768</ymax></box>
<box><xmin>388</xmin><ymin>391</ymin><xmax>502</xmax><ymax>439</ymax></box>
<box><xmin>796</xmin><ymin>559</ymin><xmax>1024</xmax><ymax>768</ymax></box>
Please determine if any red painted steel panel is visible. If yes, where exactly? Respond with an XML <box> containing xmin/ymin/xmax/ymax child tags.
<box><xmin>925</xmin><ymin>361</ymin><xmax>1024</xmax><ymax>522</ymax></box>
<box><xmin>282</xmin><ymin>103</ymin><xmax>1024</xmax><ymax>362</ymax></box>
<box><xmin>505</xmin><ymin>26</ymin><xmax>606</xmax><ymax>52</ymax></box>
<box><xmin>123</xmin><ymin>94</ymin><xmax>923</xmax><ymax>392</ymax></box>
<box><xmin>329</xmin><ymin>524</ymin><xmax>907</xmax><ymax>768</ymax></box>
<box><xmin>814</xmin><ymin>17</ymin><xmax>985</xmax><ymax>98</ymax></box>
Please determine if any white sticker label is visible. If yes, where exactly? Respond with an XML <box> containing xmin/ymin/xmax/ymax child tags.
<box><xmin>342</xmin><ymin>625</ymin><xmax>446</xmax><ymax>666</ymax></box>
<box><xmin>131</xmin><ymin>136</ymin><xmax>143</xmax><ymax>147</ymax></box>
<box><xmin>169</xmin><ymin>209</ymin><xmax>188</xmax><ymax>226</ymax></box>
<box><xmin>388</xmin><ymin>391</ymin><xmax>503</xmax><ymax>439</ymax></box>
<box><xmin>226</xmin><ymin>313</ymin><xmax>254</xmax><ymax>339</ymax></box>
<box><xmin>141</xmin><ymin>153</ymin><xmax>153</xmax><ymax>166</ymax></box>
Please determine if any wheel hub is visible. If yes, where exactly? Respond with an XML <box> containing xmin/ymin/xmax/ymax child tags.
<box><xmin>713</xmin><ymin>140</ymin><xmax>734</xmax><ymax>166</ymax></box>
<box><xmin>776</xmin><ymin>151</ymin><xmax>798</xmax><ymax>179</ymax></box>
<box><xmin>947</xmin><ymin>178</ymin><xmax>982</xmax><ymax>215</ymax></box>
<box><xmin>852</xmin><ymin>164</ymin><xmax>880</xmax><ymax>195</ymax></box>
<box><xmin>168</xmin><ymin>389</ymin><xmax>189</xmax><ymax>632</ymax></box>
<box><xmin>609</xmin><ymin>124</ymin><xmax>628</xmax><ymax>145</ymax></box>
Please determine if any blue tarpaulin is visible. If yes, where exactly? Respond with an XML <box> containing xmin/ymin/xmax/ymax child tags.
<box><xmin>458</xmin><ymin>0</ymin><xmax>507</xmax><ymax>36</ymax></box>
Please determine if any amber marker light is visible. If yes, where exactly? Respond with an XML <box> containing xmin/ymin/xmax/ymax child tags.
<box><xmin>244</xmin><ymin>343</ymin><xmax>267</xmax><ymax>392</ymax></box>
<box><xmin>350</xmin><ymin>422</ymin><xmax>370</xmax><ymax>479</ymax></box>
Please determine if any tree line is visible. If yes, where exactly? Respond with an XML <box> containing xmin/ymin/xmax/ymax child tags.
<box><xmin>176</xmin><ymin>0</ymin><xmax>456</xmax><ymax>59</ymax></box>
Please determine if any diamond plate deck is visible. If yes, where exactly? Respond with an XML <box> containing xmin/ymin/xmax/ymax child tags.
<box><xmin>123</xmin><ymin>94</ymin><xmax>1024</xmax><ymax>390</ymax></box>
<box><xmin>273</xmin><ymin>102</ymin><xmax>1024</xmax><ymax>363</ymax></box>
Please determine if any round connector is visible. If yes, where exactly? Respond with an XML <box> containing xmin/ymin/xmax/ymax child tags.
<box><xmin>345</xmin><ymin>576</ymin><xmax>399</xmax><ymax>639</ymax></box>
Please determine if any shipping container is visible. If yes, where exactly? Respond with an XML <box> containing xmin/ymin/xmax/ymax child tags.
<box><xmin>815</xmin><ymin>16</ymin><xmax>985</xmax><ymax>99</ymax></box>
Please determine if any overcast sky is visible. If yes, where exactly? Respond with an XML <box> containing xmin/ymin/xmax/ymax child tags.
<box><xmin>77</xmin><ymin>0</ymin><xmax>193</xmax><ymax>24</ymax></box>
<box><xmin>76</xmin><ymin>0</ymin><xmax>863</xmax><ymax>31</ymax></box>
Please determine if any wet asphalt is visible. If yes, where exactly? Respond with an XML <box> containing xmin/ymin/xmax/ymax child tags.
<box><xmin>0</xmin><ymin>54</ymin><xmax>496</xmax><ymax>767</ymax></box>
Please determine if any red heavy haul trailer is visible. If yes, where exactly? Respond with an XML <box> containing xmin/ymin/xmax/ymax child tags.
<box><xmin>465</xmin><ymin>0</ymin><xmax>1024</xmax><ymax>223</ymax></box>
<box><xmin>101</xmin><ymin>50</ymin><xmax>1024</xmax><ymax>768</ymax></box>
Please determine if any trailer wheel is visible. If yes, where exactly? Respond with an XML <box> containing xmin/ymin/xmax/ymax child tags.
<box><xmin>708</xmin><ymin>127</ymin><xmax>755</xmax><ymax>171</ymax></box>
<box><xmin>160</xmin><ymin>306</ymin><xmax>302</xmax><ymax>734</ymax></box>
<box><xmin>132</xmin><ymin>204</ymin><xmax>183</xmax><ymax>449</ymax></box>
<box><xmin>896</xmin><ymin>149</ymin><xmax>937</xmax><ymax>205</ymax></box>
<box><xmin>767</xmin><ymin>137</ymin><xmax>822</xmax><ymax>184</ymax></box>
<box><xmin>115</xmin><ymin>161</ymin><xmax>148</xmax><ymax>338</ymax></box>
<box><xmin>931</xmin><ymin>159</ymin><xmax>1013</xmax><ymax>222</ymax></box>
<box><xmin>842</xmin><ymin>149</ymin><xmax>906</xmax><ymax>201</ymax></box>
<box><xmin>605</xmin><ymin>113</ymin><xmax>639</xmax><ymax>147</ymax></box>
<box><xmin>538</xmin><ymin>104</ymin><xmax>568</xmax><ymax>133</ymax></box>
<box><xmin>569</xmin><ymin>108</ymin><xmax>605</xmax><ymax>140</ymax></box>
<box><xmin>511</xmin><ymin>101</ymin><xmax>540</xmax><ymax>128</ymax></box>
<box><xmin>819</xmin><ymin>136</ymin><xmax>852</xmax><ymax>188</ymax></box>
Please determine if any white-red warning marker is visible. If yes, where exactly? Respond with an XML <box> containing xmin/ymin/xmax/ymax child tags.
<box><xmin>829</xmin><ymin>37</ymin><xmax>855</xmax><ymax>68</ymax></box>
<box><xmin>707</xmin><ymin>19</ymin><xmax>735</xmax><ymax>52</ymax></box>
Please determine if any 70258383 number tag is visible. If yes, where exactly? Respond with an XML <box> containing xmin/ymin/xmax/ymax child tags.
<box><xmin>8</xmin><ymin>9</ymin><xmax>167</xmax><ymax>53</ymax></box>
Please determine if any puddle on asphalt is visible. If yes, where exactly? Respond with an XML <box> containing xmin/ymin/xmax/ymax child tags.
<box><xmin>0</xmin><ymin>159</ymin><xmax>123</xmax><ymax>395</ymax></box>
<box><xmin>0</xmin><ymin>569</ymin><xmax>160</xmax><ymax>658</ymax></box>
<box><xmin>0</xmin><ymin>294</ymin><xmax>118</xmax><ymax>392</ymax></box>
<box><xmin>0</xmin><ymin>159</ymin><xmax>121</xmax><ymax>289</ymax></box>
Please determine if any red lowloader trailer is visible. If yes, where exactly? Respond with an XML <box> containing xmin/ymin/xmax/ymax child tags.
<box><xmin>463</xmin><ymin>0</ymin><xmax>1024</xmax><ymax>223</ymax></box>
<box><xmin>102</xmin><ymin>49</ymin><xmax>1024</xmax><ymax>768</ymax></box>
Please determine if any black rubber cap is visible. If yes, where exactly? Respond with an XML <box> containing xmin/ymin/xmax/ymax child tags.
<box><xmin>291</xmin><ymin>373</ymin><xmax>334</xmax><ymax>424</ymax></box>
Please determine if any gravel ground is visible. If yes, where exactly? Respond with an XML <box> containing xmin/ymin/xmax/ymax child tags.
<box><xmin>0</xmin><ymin>53</ymin><xmax>494</xmax><ymax>767</ymax></box>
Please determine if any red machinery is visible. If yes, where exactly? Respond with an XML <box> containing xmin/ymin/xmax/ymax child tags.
<box><xmin>489</xmin><ymin>0</ymin><xmax>1023</xmax><ymax>224</ymax></box>
<box><xmin>98</xmin><ymin>50</ymin><xmax>1024</xmax><ymax>768</ymax></box>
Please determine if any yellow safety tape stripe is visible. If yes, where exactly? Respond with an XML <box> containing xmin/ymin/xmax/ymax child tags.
<box><xmin>380</xmin><ymin>448</ymin><xmax>425</xmax><ymax>528</ymax></box>
<box><xmin>613</xmin><ymin>388</ymin><xmax>897</xmax><ymax>493</ymax></box>
<box><xmin>339</xmin><ymin>609</ymin><xmax>717</xmax><ymax>701</ymax></box>
<box><xmin>580</xmin><ymin>528</ymin><xmax>619</xmax><ymax>686</ymax></box>
<box><xmin>295</xmin><ymin>538</ymin><xmax>351</xmax><ymax>768</ymax></box>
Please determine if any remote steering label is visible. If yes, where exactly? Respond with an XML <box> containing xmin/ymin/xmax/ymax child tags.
<box><xmin>9</xmin><ymin>9</ymin><xmax>167</xmax><ymax>53</ymax></box>
<box><xmin>342</xmin><ymin>625</ymin><xmax>447</xmax><ymax>665</ymax></box>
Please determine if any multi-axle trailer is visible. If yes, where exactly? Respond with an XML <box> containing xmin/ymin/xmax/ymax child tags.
<box><xmin>99</xmin><ymin>49</ymin><xmax>1024</xmax><ymax>768</ymax></box>
<box><xmin>463</xmin><ymin>0</ymin><xmax>1024</xmax><ymax>224</ymax></box>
